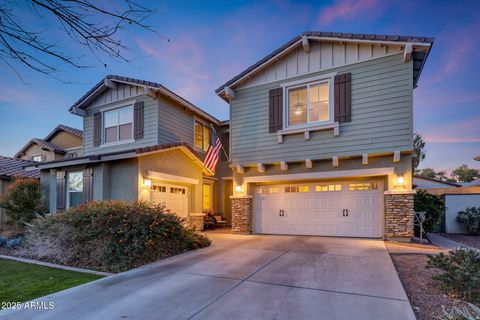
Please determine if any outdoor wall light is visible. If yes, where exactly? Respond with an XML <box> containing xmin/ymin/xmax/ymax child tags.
<box><xmin>143</xmin><ymin>178</ymin><xmax>152</xmax><ymax>187</ymax></box>
<box><xmin>396</xmin><ymin>175</ymin><xmax>405</xmax><ymax>186</ymax></box>
<box><xmin>235</xmin><ymin>185</ymin><xmax>243</xmax><ymax>193</ymax></box>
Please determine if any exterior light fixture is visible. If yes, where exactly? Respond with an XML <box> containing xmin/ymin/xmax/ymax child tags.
<box><xmin>235</xmin><ymin>185</ymin><xmax>243</xmax><ymax>193</ymax></box>
<box><xmin>396</xmin><ymin>175</ymin><xmax>405</xmax><ymax>186</ymax></box>
<box><xmin>144</xmin><ymin>178</ymin><xmax>152</xmax><ymax>188</ymax></box>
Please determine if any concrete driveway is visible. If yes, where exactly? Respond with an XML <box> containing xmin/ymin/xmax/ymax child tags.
<box><xmin>0</xmin><ymin>234</ymin><xmax>415</xmax><ymax>320</ymax></box>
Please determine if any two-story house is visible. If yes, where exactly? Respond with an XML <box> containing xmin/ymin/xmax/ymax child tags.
<box><xmin>15</xmin><ymin>125</ymin><xmax>83</xmax><ymax>162</ymax></box>
<box><xmin>26</xmin><ymin>76</ymin><xmax>232</xmax><ymax>228</ymax></box>
<box><xmin>216</xmin><ymin>32</ymin><xmax>433</xmax><ymax>240</ymax></box>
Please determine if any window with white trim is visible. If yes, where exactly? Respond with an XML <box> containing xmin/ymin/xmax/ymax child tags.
<box><xmin>104</xmin><ymin>106</ymin><xmax>133</xmax><ymax>143</ymax></box>
<box><xmin>194</xmin><ymin>120</ymin><xmax>210</xmax><ymax>151</ymax></box>
<box><xmin>287</xmin><ymin>80</ymin><xmax>330</xmax><ymax>127</ymax></box>
<box><xmin>67</xmin><ymin>171</ymin><xmax>83</xmax><ymax>209</ymax></box>
<box><xmin>315</xmin><ymin>184</ymin><xmax>342</xmax><ymax>192</ymax></box>
<box><xmin>348</xmin><ymin>182</ymin><xmax>379</xmax><ymax>191</ymax></box>
<box><xmin>31</xmin><ymin>155</ymin><xmax>43</xmax><ymax>162</ymax></box>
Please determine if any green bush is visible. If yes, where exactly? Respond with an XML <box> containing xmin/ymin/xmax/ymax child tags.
<box><xmin>0</xmin><ymin>178</ymin><xmax>47</xmax><ymax>230</ymax></box>
<box><xmin>457</xmin><ymin>207</ymin><xmax>480</xmax><ymax>236</ymax></box>
<box><xmin>23</xmin><ymin>201</ymin><xmax>211</xmax><ymax>272</ymax></box>
<box><xmin>441</xmin><ymin>303</ymin><xmax>480</xmax><ymax>320</ymax></box>
<box><xmin>414</xmin><ymin>190</ymin><xmax>445</xmax><ymax>236</ymax></box>
<box><xmin>427</xmin><ymin>249</ymin><xmax>480</xmax><ymax>303</ymax></box>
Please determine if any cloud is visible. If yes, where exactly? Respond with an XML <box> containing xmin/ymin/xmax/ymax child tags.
<box><xmin>423</xmin><ymin>117</ymin><xmax>480</xmax><ymax>143</ymax></box>
<box><xmin>318</xmin><ymin>0</ymin><xmax>384</xmax><ymax>25</ymax></box>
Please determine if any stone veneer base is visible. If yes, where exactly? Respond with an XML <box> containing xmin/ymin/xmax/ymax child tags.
<box><xmin>384</xmin><ymin>193</ymin><xmax>415</xmax><ymax>240</ymax></box>
<box><xmin>189</xmin><ymin>215</ymin><xmax>204</xmax><ymax>231</ymax></box>
<box><xmin>231</xmin><ymin>197</ymin><xmax>252</xmax><ymax>233</ymax></box>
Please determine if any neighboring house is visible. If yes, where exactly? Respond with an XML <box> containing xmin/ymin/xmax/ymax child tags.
<box><xmin>475</xmin><ymin>155</ymin><xmax>480</xmax><ymax>161</ymax></box>
<box><xmin>215</xmin><ymin>31</ymin><xmax>434</xmax><ymax>240</ymax></box>
<box><xmin>26</xmin><ymin>76</ymin><xmax>232</xmax><ymax>227</ymax></box>
<box><xmin>15</xmin><ymin>125</ymin><xmax>83</xmax><ymax>162</ymax></box>
<box><xmin>0</xmin><ymin>156</ymin><xmax>40</xmax><ymax>229</ymax></box>
<box><xmin>413</xmin><ymin>175</ymin><xmax>461</xmax><ymax>189</ymax></box>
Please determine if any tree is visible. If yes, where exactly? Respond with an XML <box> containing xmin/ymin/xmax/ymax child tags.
<box><xmin>412</xmin><ymin>133</ymin><xmax>426</xmax><ymax>171</ymax></box>
<box><xmin>452</xmin><ymin>165</ymin><xmax>480</xmax><ymax>183</ymax></box>
<box><xmin>414</xmin><ymin>190</ymin><xmax>445</xmax><ymax>236</ymax></box>
<box><xmin>0</xmin><ymin>177</ymin><xmax>47</xmax><ymax>230</ymax></box>
<box><xmin>0</xmin><ymin>0</ymin><xmax>159</xmax><ymax>79</ymax></box>
<box><xmin>418</xmin><ymin>168</ymin><xmax>442</xmax><ymax>179</ymax></box>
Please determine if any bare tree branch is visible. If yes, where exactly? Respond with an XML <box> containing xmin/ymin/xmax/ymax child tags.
<box><xmin>0</xmin><ymin>0</ymin><xmax>160</xmax><ymax>80</ymax></box>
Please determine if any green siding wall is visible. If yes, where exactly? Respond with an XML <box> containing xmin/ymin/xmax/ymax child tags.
<box><xmin>230</xmin><ymin>53</ymin><xmax>413</xmax><ymax>165</ymax></box>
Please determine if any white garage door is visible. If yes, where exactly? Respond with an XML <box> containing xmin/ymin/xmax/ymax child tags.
<box><xmin>150</xmin><ymin>182</ymin><xmax>189</xmax><ymax>218</ymax></box>
<box><xmin>253</xmin><ymin>181</ymin><xmax>383</xmax><ymax>238</ymax></box>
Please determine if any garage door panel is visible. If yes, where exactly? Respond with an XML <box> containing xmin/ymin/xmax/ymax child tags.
<box><xmin>254</xmin><ymin>181</ymin><xmax>383</xmax><ymax>238</ymax></box>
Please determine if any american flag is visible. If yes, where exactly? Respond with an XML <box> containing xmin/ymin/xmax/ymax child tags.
<box><xmin>204</xmin><ymin>126</ymin><xmax>222</xmax><ymax>172</ymax></box>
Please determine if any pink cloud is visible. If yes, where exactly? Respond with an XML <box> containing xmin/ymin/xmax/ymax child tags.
<box><xmin>423</xmin><ymin>117</ymin><xmax>480</xmax><ymax>143</ymax></box>
<box><xmin>318</xmin><ymin>0</ymin><xmax>383</xmax><ymax>25</ymax></box>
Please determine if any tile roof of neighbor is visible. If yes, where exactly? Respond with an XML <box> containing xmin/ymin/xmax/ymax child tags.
<box><xmin>215</xmin><ymin>31</ymin><xmax>434</xmax><ymax>94</ymax></box>
<box><xmin>68</xmin><ymin>75</ymin><xmax>222</xmax><ymax>124</ymax></box>
<box><xmin>44</xmin><ymin>124</ymin><xmax>83</xmax><ymax>141</ymax></box>
<box><xmin>0</xmin><ymin>156</ymin><xmax>40</xmax><ymax>179</ymax></box>
<box><xmin>413</xmin><ymin>175</ymin><xmax>461</xmax><ymax>187</ymax></box>
<box><xmin>14</xmin><ymin>138</ymin><xmax>66</xmax><ymax>158</ymax></box>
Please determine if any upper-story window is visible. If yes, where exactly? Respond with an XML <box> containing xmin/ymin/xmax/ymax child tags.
<box><xmin>287</xmin><ymin>80</ymin><xmax>330</xmax><ymax>127</ymax></box>
<box><xmin>31</xmin><ymin>155</ymin><xmax>43</xmax><ymax>162</ymax></box>
<box><xmin>104</xmin><ymin>106</ymin><xmax>133</xmax><ymax>144</ymax></box>
<box><xmin>194</xmin><ymin>120</ymin><xmax>210</xmax><ymax>152</ymax></box>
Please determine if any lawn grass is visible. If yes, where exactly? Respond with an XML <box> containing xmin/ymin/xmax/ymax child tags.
<box><xmin>0</xmin><ymin>258</ymin><xmax>104</xmax><ymax>303</ymax></box>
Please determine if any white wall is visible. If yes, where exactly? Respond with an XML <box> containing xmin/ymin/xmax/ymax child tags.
<box><xmin>445</xmin><ymin>194</ymin><xmax>480</xmax><ymax>233</ymax></box>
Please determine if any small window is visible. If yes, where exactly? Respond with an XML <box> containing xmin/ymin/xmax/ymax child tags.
<box><xmin>285</xmin><ymin>186</ymin><xmax>298</xmax><ymax>193</ymax></box>
<box><xmin>151</xmin><ymin>185</ymin><xmax>166</xmax><ymax>192</ymax></box>
<box><xmin>67</xmin><ymin>171</ymin><xmax>83</xmax><ymax>208</ymax></box>
<box><xmin>315</xmin><ymin>184</ymin><xmax>342</xmax><ymax>192</ymax></box>
<box><xmin>104</xmin><ymin>106</ymin><xmax>133</xmax><ymax>144</ymax></box>
<box><xmin>267</xmin><ymin>187</ymin><xmax>281</xmax><ymax>194</ymax></box>
<box><xmin>287</xmin><ymin>81</ymin><xmax>330</xmax><ymax>127</ymax></box>
<box><xmin>194</xmin><ymin>121</ymin><xmax>211</xmax><ymax>152</ymax></box>
<box><xmin>171</xmin><ymin>187</ymin><xmax>186</xmax><ymax>194</ymax></box>
<box><xmin>31</xmin><ymin>155</ymin><xmax>42</xmax><ymax>162</ymax></box>
<box><xmin>298</xmin><ymin>186</ymin><xmax>309</xmax><ymax>193</ymax></box>
<box><xmin>349</xmin><ymin>182</ymin><xmax>378</xmax><ymax>191</ymax></box>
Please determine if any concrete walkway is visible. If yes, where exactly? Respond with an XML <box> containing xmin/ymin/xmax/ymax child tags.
<box><xmin>0</xmin><ymin>234</ymin><xmax>415</xmax><ymax>320</ymax></box>
<box><xmin>428</xmin><ymin>233</ymin><xmax>480</xmax><ymax>251</ymax></box>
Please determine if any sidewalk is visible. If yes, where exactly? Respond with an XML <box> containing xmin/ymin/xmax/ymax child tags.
<box><xmin>427</xmin><ymin>233</ymin><xmax>480</xmax><ymax>251</ymax></box>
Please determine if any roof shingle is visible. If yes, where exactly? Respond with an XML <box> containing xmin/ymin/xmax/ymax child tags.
<box><xmin>0</xmin><ymin>156</ymin><xmax>40</xmax><ymax>179</ymax></box>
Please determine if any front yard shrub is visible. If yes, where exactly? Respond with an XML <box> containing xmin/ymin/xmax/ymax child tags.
<box><xmin>427</xmin><ymin>249</ymin><xmax>480</xmax><ymax>303</ymax></box>
<box><xmin>414</xmin><ymin>190</ymin><xmax>445</xmax><ymax>236</ymax></box>
<box><xmin>23</xmin><ymin>201</ymin><xmax>211</xmax><ymax>272</ymax></box>
<box><xmin>0</xmin><ymin>178</ymin><xmax>47</xmax><ymax>230</ymax></box>
<box><xmin>457</xmin><ymin>207</ymin><xmax>480</xmax><ymax>236</ymax></box>
<box><xmin>0</xmin><ymin>236</ymin><xmax>6</xmax><ymax>246</ymax></box>
<box><xmin>441</xmin><ymin>303</ymin><xmax>480</xmax><ymax>320</ymax></box>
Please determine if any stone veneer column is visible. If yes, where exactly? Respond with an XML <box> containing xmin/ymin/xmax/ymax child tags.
<box><xmin>384</xmin><ymin>192</ymin><xmax>415</xmax><ymax>241</ymax></box>
<box><xmin>189</xmin><ymin>213</ymin><xmax>204</xmax><ymax>231</ymax></box>
<box><xmin>230</xmin><ymin>196</ymin><xmax>252</xmax><ymax>233</ymax></box>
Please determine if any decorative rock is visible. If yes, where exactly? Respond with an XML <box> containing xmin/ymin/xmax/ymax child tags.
<box><xmin>231</xmin><ymin>197</ymin><xmax>252</xmax><ymax>233</ymax></box>
<box><xmin>384</xmin><ymin>193</ymin><xmax>414</xmax><ymax>240</ymax></box>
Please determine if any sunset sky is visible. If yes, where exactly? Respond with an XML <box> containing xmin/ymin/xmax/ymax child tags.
<box><xmin>0</xmin><ymin>0</ymin><xmax>479</xmax><ymax>172</ymax></box>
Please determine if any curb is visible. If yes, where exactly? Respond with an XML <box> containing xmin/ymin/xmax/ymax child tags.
<box><xmin>0</xmin><ymin>254</ymin><xmax>112</xmax><ymax>276</ymax></box>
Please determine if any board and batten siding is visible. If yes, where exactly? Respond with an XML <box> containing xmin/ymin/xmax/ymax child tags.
<box><xmin>237</xmin><ymin>41</ymin><xmax>403</xmax><ymax>89</ymax></box>
<box><xmin>83</xmin><ymin>94</ymin><xmax>158</xmax><ymax>156</ymax></box>
<box><xmin>230</xmin><ymin>53</ymin><xmax>413</xmax><ymax>165</ymax></box>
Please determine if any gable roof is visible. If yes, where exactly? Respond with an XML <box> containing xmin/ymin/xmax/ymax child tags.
<box><xmin>0</xmin><ymin>156</ymin><xmax>40</xmax><ymax>179</ymax></box>
<box><xmin>25</xmin><ymin>141</ymin><xmax>214</xmax><ymax>176</ymax></box>
<box><xmin>475</xmin><ymin>155</ymin><xmax>480</xmax><ymax>161</ymax></box>
<box><xmin>69</xmin><ymin>75</ymin><xmax>221</xmax><ymax>125</ymax></box>
<box><xmin>44</xmin><ymin>124</ymin><xmax>83</xmax><ymax>142</ymax></box>
<box><xmin>15</xmin><ymin>138</ymin><xmax>66</xmax><ymax>158</ymax></box>
<box><xmin>216</xmin><ymin>31</ymin><xmax>434</xmax><ymax>98</ymax></box>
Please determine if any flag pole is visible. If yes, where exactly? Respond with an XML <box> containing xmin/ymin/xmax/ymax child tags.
<box><xmin>210</xmin><ymin>124</ymin><xmax>230</xmax><ymax>162</ymax></box>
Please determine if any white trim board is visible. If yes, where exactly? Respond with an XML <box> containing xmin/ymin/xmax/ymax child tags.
<box><xmin>147</xmin><ymin>170</ymin><xmax>199</xmax><ymax>185</ymax></box>
<box><xmin>243</xmin><ymin>167</ymin><xmax>395</xmax><ymax>183</ymax></box>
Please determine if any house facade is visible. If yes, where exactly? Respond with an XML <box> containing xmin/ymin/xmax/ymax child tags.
<box><xmin>15</xmin><ymin>125</ymin><xmax>83</xmax><ymax>162</ymax></box>
<box><xmin>216</xmin><ymin>32</ymin><xmax>434</xmax><ymax>240</ymax></box>
<box><xmin>27</xmin><ymin>76</ymin><xmax>231</xmax><ymax>228</ymax></box>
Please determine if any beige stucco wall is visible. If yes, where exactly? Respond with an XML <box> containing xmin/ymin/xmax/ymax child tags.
<box><xmin>138</xmin><ymin>149</ymin><xmax>205</xmax><ymax>216</ymax></box>
<box><xmin>19</xmin><ymin>144</ymin><xmax>58</xmax><ymax>162</ymax></box>
<box><xmin>49</xmin><ymin>132</ymin><xmax>82</xmax><ymax>149</ymax></box>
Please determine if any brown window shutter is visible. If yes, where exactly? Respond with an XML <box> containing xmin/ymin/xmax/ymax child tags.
<box><xmin>56</xmin><ymin>170</ymin><xmax>66</xmax><ymax>211</ymax></box>
<box><xmin>134</xmin><ymin>101</ymin><xmax>144</xmax><ymax>139</ymax></box>
<box><xmin>93</xmin><ymin>112</ymin><xmax>102</xmax><ymax>146</ymax></box>
<box><xmin>269</xmin><ymin>88</ymin><xmax>283</xmax><ymax>133</ymax></box>
<box><xmin>334</xmin><ymin>73</ymin><xmax>352</xmax><ymax>123</ymax></box>
<box><xmin>82</xmin><ymin>168</ymin><xmax>93</xmax><ymax>203</ymax></box>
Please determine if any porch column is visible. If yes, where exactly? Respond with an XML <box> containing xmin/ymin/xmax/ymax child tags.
<box><xmin>230</xmin><ymin>195</ymin><xmax>252</xmax><ymax>233</ymax></box>
<box><xmin>384</xmin><ymin>191</ymin><xmax>416</xmax><ymax>241</ymax></box>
